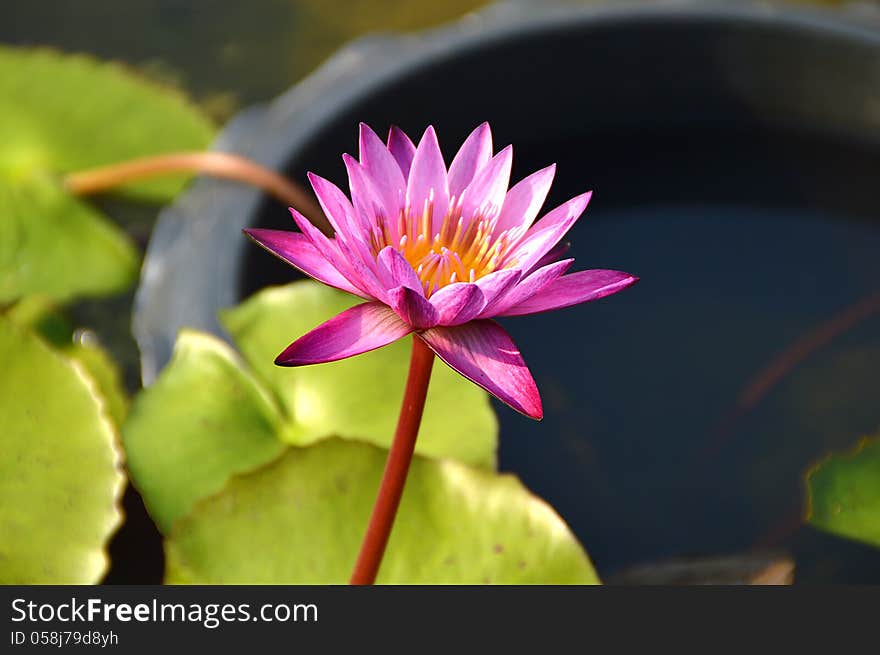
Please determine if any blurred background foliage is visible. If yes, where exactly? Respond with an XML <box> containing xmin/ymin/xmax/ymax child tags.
<box><xmin>2</xmin><ymin>0</ymin><xmax>494</xmax><ymax>123</ymax></box>
<box><xmin>1</xmin><ymin>1</ymin><xmax>855</xmax><ymax>124</ymax></box>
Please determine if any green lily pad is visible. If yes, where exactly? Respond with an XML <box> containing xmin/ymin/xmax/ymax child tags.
<box><xmin>165</xmin><ymin>439</ymin><xmax>598</xmax><ymax>584</ymax></box>
<box><xmin>124</xmin><ymin>281</ymin><xmax>497</xmax><ymax>532</ymax></box>
<box><xmin>123</xmin><ymin>330</ymin><xmax>286</xmax><ymax>532</ymax></box>
<box><xmin>3</xmin><ymin>294</ymin><xmax>75</xmax><ymax>345</ymax></box>
<box><xmin>0</xmin><ymin>317</ymin><xmax>124</xmax><ymax>583</ymax></box>
<box><xmin>64</xmin><ymin>336</ymin><xmax>130</xmax><ymax>428</ymax></box>
<box><xmin>4</xmin><ymin>295</ymin><xmax>129</xmax><ymax>426</ymax></box>
<box><xmin>806</xmin><ymin>435</ymin><xmax>880</xmax><ymax>549</ymax></box>
<box><xmin>0</xmin><ymin>46</ymin><xmax>215</xmax><ymax>200</ymax></box>
<box><xmin>220</xmin><ymin>281</ymin><xmax>498</xmax><ymax>468</ymax></box>
<box><xmin>0</xmin><ymin>46</ymin><xmax>215</xmax><ymax>302</ymax></box>
<box><xmin>0</xmin><ymin>176</ymin><xmax>139</xmax><ymax>303</ymax></box>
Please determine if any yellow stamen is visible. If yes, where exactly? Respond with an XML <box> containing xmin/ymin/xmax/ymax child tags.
<box><xmin>370</xmin><ymin>195</ymin><xmax>519</xmax><ymax>296</ymax></box>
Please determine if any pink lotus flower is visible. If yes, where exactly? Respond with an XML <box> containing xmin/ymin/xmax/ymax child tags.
<box><xmin>245</xmin><ymin>123</ymin><xmax>637</xmax><ymax>419</ymax></box>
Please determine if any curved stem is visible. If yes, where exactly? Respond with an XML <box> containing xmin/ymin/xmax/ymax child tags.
<box><xmin>350</xmin><ymin>335</ymin><xmax>435</xmax><ymax>585</ymax></box>
<box><xmin>63</xmin><ymin>151</ymin><xmax>330</xmax><ymax>233</ymax></box>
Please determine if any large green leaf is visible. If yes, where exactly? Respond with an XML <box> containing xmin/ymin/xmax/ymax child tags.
<box><xmin>0</xmin><ymin>317</ymin><xmax>124</xmax><ymax>583</ymax></box>
<box><xmin>806</xmin><ymin>435</ymin><xmax>880</xmax><ymax>549</ymax></box>
<box><xmin>123</xmin><ymin>330</ymin><xmax>286</xmax><ymax>532</ymax></box>
<box><xmin>0</xmin><ymin>46</ymin><xmax>215</xmax><ymax>302</ymax></box>
<box><xmin>165</xmin><ymin>439</ymin><xmax>598</xmax><ymax>584</ymax></box>
<box><xmin>63</xmin><ymin>336</ymin><xmax>130</xmax><ymax>428</ymax></box>
<box><xmin>220</xmin><ymin>281</ymin><xmax>498</xmax><ymax>468</ymax></box>
<box><xmin>124</xmin><ymin>281</ymin><xmax>497</xmax><ymax>533</ymax></box>
<box><xmin>0</xmin><ymin>176</ymin><xmax>139</xmax><ymax>302</ymax></box>
<box><xmin>4</xmin><ymin>295</ymin><xmax>129</xmax><ymax>426</ymax></box>
<box><xmin>0</xmin><ymin>46</ymin><xmax>215</xmax><ymax>200</ymax></box>
<box><xmin>3</xmin><ymin>294</ymin><xmax>73</xmax><ymax>344</ymax></box>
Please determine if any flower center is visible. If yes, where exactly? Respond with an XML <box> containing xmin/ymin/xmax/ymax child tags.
<box><xmin>369</xmin><ymin>196</ymin><xmax>523</xmax><ymax>296</ymax></box>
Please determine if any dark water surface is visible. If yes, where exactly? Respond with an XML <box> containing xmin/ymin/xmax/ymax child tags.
<box><xmin>502</xmin><ymin>202</ymin><xmax>880</xmax><ymax>580</ymax></box>
<box><xmin>499</xmin><ymin>127</ymin><xmax>880</xmax><ymax>581</ymax></box>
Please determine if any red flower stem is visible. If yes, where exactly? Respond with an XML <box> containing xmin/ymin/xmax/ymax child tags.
<box><xmin>350</xmin><ymin>335</ymin><xmax>435</xmax><ymax>585</ymax></box>
<box><xmin>63</xmin><ymin>151</ymin><xmax>330</xmax><ymax>233</ymax></box>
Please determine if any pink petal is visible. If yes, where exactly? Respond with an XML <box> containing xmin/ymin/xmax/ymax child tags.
<box><xmin>419</xmin><ymin>321</ymin><xmax>542</xmax><ymax>419</ymax></box>
<box><xmin>504</xmin><ymin>191</ymin><xmax>592</xmax><ymax>274</ymax></box>
<box><xmin>289</xmin><ymin>208</ymin><xmax>377</xmax><ymax>300</ymax></box>
<box><xmin>343</xmin><ymin>153</ymin><xmax>391</xmax><ymax>229</ymax></box>
<box><xmin>500</xmin><ymin>270</ymin><xmax>639</xmax><ymax>317</ymax></box>
<box><xmin>407</xmin><ymin>126</ymin><xmax>450</xmax><ymax>233</ymax></box>
<box><xmin>244</xmin><ymin>228</ymin><xmax>366</xmax><ymax>298</ymax></box>
<box><xmin>473</xmin><ymin>268</ymin><xmax>521</xmax><ymax>309</ymax></box>
<box><xmin>307</xmin><ymin>172</ymin><xmax>359</xmax><ymax>239</ymax></box>
<box><xmin>530</xmin><ymin>240</ymin><xmax>571</xmax><ymax>273</ymax></box>
<box><xmin>480</xmin><ymin>259</ymin><xmax>573</xmax><ymax>318</ymax></box>
<box><xmin>460</xmin><ymin>145</ymin><xmax>512</xmax><ymax>224</ymax></box>
<box><xmin>388</xmin><ymin>286</ymin><xmax>439</xmax><ymax>329</ymax></box>
<box><xmin>495</xmin><ymin>164</ymin><xmax>555</xmax><ymax>235</ymax></box>
<box><xmin>275</xmin><ymin>302</ymin><xmax>411</xmax><ymax>366</ymax></box>
<box><xmin>290</xmin><ymin>207</ymin><xmax>386</xmax><ymax>301</ymax></box>
<box><xmin>334</xmin><ymin>233</ymin><xmax>390</xmax><ymax>303</ymax></box>
<box><xmin>429</xmin><ymin>282</ymin><xmax>485</xmax><ymax>326</ymax></box>
<box><xmin>447</xmin><ymin>122</ymin><xmax>493</xmax><ymax>199</ymax></box>
<box><xmin>377</xmin><ymin>246</ymin><xmax>423</xmax><ymax>294</ymax></box>
<box><xmin>358</xmin><ymin>123</ymin><xmax>406</xmax><ymax>218</ymax></box>
<box><xmin>387</xmin><ymin>125</ymin><xmax>417</xmax><ymax>177</ymax></box>
<box><xmin>337</xmin><ymin>157</ymin><xmax>401</xmax><ymax>293</ymax></box>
